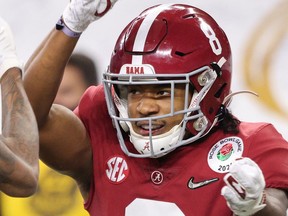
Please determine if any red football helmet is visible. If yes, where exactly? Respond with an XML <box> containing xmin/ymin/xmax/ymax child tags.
<box><xmin>103</xmin><ymin>4</ymin><xmax>232</xmax><ymax>158</ymax></box>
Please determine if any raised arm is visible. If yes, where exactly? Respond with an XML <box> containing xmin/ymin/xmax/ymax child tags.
<box><xmin>0</xmin><ymin>17</ymin><xmax>39</xmax><ymax>197</ymax></box>
<box><xmin>22</xmin><ymin>0</ymin><xmax>118</xmax><ymax>198</ymax></box>
<box><xmin>24</xmin><ymin>29</ymin><xmax>79</xmax><ymax>127</ymax></box>
<box><xmin>24</xmin><ymin>0</ymin><xmax>118</xmax><ymax>126</ymax></box>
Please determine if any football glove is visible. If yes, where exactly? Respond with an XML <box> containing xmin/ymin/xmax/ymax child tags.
<box><xmin>221</xmin><ymin>157</ymin><xmax>266</xmax><ymax>216</ymax></box>
<box><xmin>62</xmin><ymin>0</ymin><xmax>118</xmax><ymax>33</ymax></box>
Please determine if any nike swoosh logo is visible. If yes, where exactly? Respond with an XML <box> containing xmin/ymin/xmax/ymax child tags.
<box><xmin>187</xmin><ymin>177</ymin><xmax>219</xmax><ymax>190</ymax></box>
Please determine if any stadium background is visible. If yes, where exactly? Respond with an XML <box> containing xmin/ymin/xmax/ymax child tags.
<box><xmin>0</xmin><ymin>0</ymin><xmax>287</xmax><ymax>215</ymax></box>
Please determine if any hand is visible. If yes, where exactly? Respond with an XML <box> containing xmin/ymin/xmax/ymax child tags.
<box><xmin>0</xmin><ymin>17</ymin><xmax>22</xmax><ymax>80</ymax></box>
<box><xmin>62</xmin><ymin>0</ymin><xmax>119</xmax><ymax>33</ymax></box>
<box><xmin>221</xmin><ymin>157</ymin><xmax>266</xmax><ymax>216</ymax></box>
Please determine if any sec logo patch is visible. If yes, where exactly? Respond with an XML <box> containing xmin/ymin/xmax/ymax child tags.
<box><xmin>106</xmin><ymin>156</ymin><xmax>129</xmax><ymax>184</ymax></box>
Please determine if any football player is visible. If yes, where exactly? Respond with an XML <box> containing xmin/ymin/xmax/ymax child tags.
<box><xmin>24</xmin><ymin>1</ymin><xmax>288</xmax><ymax>215</ymax></box>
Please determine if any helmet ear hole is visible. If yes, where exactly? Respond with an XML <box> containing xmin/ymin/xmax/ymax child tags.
<box><xmin>208</xmin><ymin>107</ymin><xmax>214</xmax><ymax>114</ymax></box>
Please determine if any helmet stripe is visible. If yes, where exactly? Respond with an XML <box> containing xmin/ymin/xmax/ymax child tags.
<box><xmin>132</xmin><ymin>4</ymin><xmax>173</xmax><ymax>64</ymax></box>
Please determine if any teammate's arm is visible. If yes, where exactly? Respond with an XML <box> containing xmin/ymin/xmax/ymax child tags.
<box><xmin>0</xmin><ymin>17</ymin><xmax>39</xmax><ymax>197</ymax></box>
<box><xmin>0</xmin><ymin>69</ymin><xmax>39</xmax><ymax>197</ymax></box>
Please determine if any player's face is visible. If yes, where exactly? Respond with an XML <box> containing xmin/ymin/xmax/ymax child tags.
<box><xmin>127</xmin><ymin>84</ymin><xmax>191</xmax><ymax>136</ymax></box>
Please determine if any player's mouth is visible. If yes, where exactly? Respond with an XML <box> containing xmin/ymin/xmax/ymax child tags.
<box><xmin>135</xmin><ymin>121</ymin><xmax>164</xmax><ymax>136</ymax></box>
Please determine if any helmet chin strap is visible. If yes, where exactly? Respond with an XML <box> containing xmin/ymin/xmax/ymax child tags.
<box><xmin>128</xmin><ymin>123</ymin><xmax>183</xmax><ymax>158</ymax></box>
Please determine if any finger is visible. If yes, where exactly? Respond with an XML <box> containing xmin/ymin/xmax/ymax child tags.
<box><xmin>223</xmin><ymin>173</ymin><xmax>246</xmax><ymax>199</ymax></box>
<box><xmin>221</xmin><ymin>185</ymin><xmax>243</xmax><ymax>210</ymax></box>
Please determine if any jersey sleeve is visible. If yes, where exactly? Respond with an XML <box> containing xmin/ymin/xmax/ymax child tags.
<box><xmin>74</xmin><ymin>84</ymin><xmax>107</xmax><ymax>125</ymax></box>
<box><xmin>245</xmin><ymin>123</ymin><xmax>288</xmax><ymax>189</ymax></box>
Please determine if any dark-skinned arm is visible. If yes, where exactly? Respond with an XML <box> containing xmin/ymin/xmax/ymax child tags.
<box><xmin>0</xmin><ymin>16</ymin><xmax>39</xmax><ymax>197</ymax></box>
<box><xmin>22</xmin><ymin>0</ymin><xmax>119</xmax><ymax>201</ymax></box>
<box><xmin>24</xmin><ymin>29</ymin><xmax>78</xmax><ymax>127</ymax></box>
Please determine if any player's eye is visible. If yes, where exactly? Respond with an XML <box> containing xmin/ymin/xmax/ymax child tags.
<box><xmin>157</xmin><ymin>89</ymin><xmax>171</xmax><ymax>97</ymax></box>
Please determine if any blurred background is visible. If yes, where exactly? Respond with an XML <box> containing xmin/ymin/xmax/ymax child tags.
<box><xmin>0</xmin><ymin>0</ymin><xmax>287</xmax><ymax>215</ymax></box>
